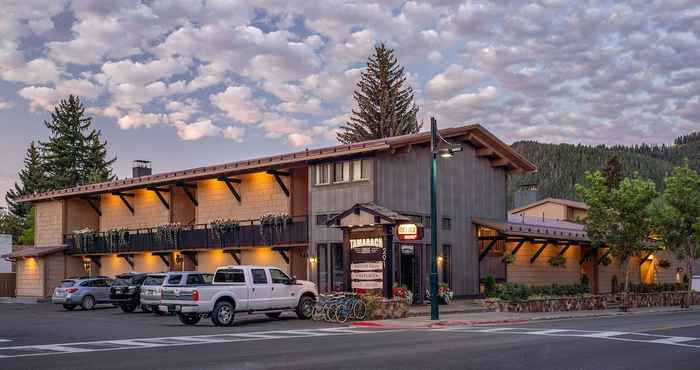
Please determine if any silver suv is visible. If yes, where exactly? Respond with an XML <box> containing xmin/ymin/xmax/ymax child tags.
<box><xmin>52</xmin><ymin>276</ymin><xmax>114</xmax><ymax>310</ymax></box>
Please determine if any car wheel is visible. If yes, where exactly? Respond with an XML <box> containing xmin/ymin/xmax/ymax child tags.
<box><xmin>153</xmin><ymin>307</ymin><xmax>168</xmax><ymax>316</ymax></box>
<box><xmin>177</xmin><ymin>313</ymin><xmax>201</xmax><ymax>326</ymax></box>
<box><xmin>296</xmin><ymin>295</ymin><xmax>315</xmax><ymax>320</ymax></box>
<box><xmin>211</xmin><ymin>301</ymin><xmax>235</xmax><ymax>327</ymax></box>
<box><xmin>265</xmin><ymin>312</ymin><xmax>282</xmax><ymax>319</ymax></box>
<box><xmin>120</xmin><ymin>304</ymin><xmax>137</xmax><ymax>313</ymax></box>
<box><xmin>62</xmin><ymin>304</ymin><xmax>76</xmax><ymax>310</ymax></box>
<box><xmin>141</xmin><ymin>304</ymin><xmax>152</xmax><ymax>313</ymax></box>
<box><xmin>81</xmin><ymin>295</ymin><xmax>96</xmax><ymax>310</ymax></box>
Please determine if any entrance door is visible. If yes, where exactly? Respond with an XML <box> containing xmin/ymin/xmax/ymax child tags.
<box><xmin>399</xmin><ymin>244</ymin><xmax>422</xmax><ymax>303</ymax></box>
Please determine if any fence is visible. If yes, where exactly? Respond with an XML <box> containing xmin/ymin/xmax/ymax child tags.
<box><xmin>0</xmin><ymin>273</ymin><xmax>16</xmax><ymax>297</ymax></box>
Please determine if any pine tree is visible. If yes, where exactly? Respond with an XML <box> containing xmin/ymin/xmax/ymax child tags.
<box><xmin>601</xmin><ymin>155</ymin><xmax>622</xmax><ymax>191</ymax></box>
<box><xmin>5</xmin><ymin>142</ymin><xmax>46</xmax><ymax>218</ymax></box>
<box><xmin>337</xmin><ymin>43</ymin><xmax>420</xmax><ymax>144</ymax></box>
<box><xmin>40</xmin><ymin>95</ymin><xmax>115</xmax><ymax>189</ymax></box>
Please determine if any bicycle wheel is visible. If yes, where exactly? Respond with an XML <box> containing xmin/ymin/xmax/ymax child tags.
<box><xmin>312</xmin><ymin>303</ymin><xmax>323</xmax><ymax>321</ymax></box>
<box><xmin>324</xmin><ymin>304</ymin><xmax>337</xmax><ymax>322</ymax></box>
<box><xmin>352</xmin><ymin>300</ymin><xmax>367</xmax><ymax>320</ymax></box>
<box><xmin>336</xmin><ymin>305</ymin><xmax>349</xmax><ymax>323</ymax></box>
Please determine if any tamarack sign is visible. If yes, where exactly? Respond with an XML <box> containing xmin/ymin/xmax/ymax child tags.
<box><xmin>350</xmin><ymin>237</ymin><xmax>384</xmax><ymax>291</ymax></box>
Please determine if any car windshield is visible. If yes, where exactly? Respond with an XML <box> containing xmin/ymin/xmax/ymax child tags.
<box><xmin>60</xmin><ymin>280</ymin><xmax>75</xmax><ymax>287</ymax></box>
<box><xmin>143</xmin><ymin>276</ymin><xmax>165</xmax><ymax>286</ymax></box>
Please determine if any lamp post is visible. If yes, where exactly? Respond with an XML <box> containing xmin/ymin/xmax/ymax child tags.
<box><xmin>429</xmin><ymin>117</ymin><xmax>462</xmax><ymax>321</ymax></box>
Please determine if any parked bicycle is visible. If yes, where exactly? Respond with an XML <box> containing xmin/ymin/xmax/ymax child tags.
<box><xmin>312</xmin><ymin>292</ymin><xmax>367</xmax><ymax>323</ymax></box>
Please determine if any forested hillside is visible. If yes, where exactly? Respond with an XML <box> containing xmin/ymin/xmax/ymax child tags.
<box><xmin>507</xmin><ymin>132</ymin><xmax>700</xmax><ymax>207</ymax></box>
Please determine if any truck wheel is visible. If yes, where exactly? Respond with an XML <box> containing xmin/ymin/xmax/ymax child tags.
<box><xmin>178</xmin><ymin>313</ymin><xmax>201</xmax><ymax>326</ymax></box>
<box><xmin>296</xmin><ymin>295</ymin><xmax>315</xmax><ymax>319</ymax></box>
<box><xmin>211</xmin><ymin>301</ymin><xmax>235</xmax><ymax>326</ymax></box>
<box><xmin>63</xmin><ymin>304</ymin><xmax>76</xmax><ymax>310</ymax></box>
<box><xmin>120</xmin><ymin>304</ymin><xmax>137</xmax><ymax>313</ymax></box>
<box><xmin>265</xmin><ymin>312</ymin><xmax>282</xmax><ymax>319</ymax></box>
<box><xmin>141</xmin><ymin>304</ymin><xmax>152</xmax><ymax>313</ymax></box>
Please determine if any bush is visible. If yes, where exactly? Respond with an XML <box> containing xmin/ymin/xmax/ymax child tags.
<box><xmin>484</xmin><ymin>276</ymin><xmax>497</xmax><ymax>298</ymax></box>
<box><xmin>490</xmin><ymin>282</ymin><xmax>590</xmax><ymax>302</ymax></box>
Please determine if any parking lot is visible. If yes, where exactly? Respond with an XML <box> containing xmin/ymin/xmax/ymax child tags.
<box><xmin>0</xmin><ymin>302</ymin><xmax>339</xmax><ymax>347</ymax></box>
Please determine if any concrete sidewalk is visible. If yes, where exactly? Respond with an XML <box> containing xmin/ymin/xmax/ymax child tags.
<box><xmin>354</xmin><ymin>306</ymin><xmax>700</xmax><ymax>329</ymax></box>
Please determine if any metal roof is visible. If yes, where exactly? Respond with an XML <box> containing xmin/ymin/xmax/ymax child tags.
<box><xmin>20</xmin><ymin>124</ymin><xmax>536</xmax><ymax>202</ymax></box>
<box><xmin>508</xmin><ymin>197</ymin><xmax>589</xmax><ymax>215</ymax></box>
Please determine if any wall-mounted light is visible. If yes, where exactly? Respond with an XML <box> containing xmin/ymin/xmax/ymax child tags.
<box><xmin>309</xmin><ymin>256</ymin><xmax>318</xmax><ymax>264</ymax></box>
<box><xmin>437</xmin><ymin>256</ymin><xmax>444</xmax><ymax>264</ymax></box>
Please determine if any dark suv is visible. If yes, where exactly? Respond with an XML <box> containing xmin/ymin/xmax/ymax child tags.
<box><xmin>110</xmin><ymin>272</ymin><xmax>148</xmax><ymax>313</ymax></box>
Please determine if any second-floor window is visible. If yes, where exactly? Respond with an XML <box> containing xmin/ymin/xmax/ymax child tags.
<box><xmin>316</xmin><ymin>162</ymin><xmax>350</xmax><ymax>185</ymax></box>
<box><xmin>441</xmin><ymin>217</ymin><xmax>452</xmax><ymax>230</ymax></box>
<box><xmin>333</xmin><ymin>161</ymin><xmax>349</xmax><ymax>183</ymax></box>
<box><xmin>352</xmin><ymin>159</ymin><xmax>370</xmax><ymax>181</ymax></box>
<box><xmin>316</xmin><ymin>163</ymin><xmax>332</xmax><ymax>185</ymax></box>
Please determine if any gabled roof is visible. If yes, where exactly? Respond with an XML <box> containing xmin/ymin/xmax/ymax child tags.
<box><xmin>20</xmin><ymin>124</ymin><xmax>536</xmax><ymax>202</ymax></box>
<box><xmin>473</xmin><ymin>217</ymin><xmax>589</xmax><ymax>242</ymax></box>
<box><xmin>508</xmin><ymin>197</ymin><xmax>589</xmax><ymax>215</ymax></box>
<box><xmin>326</xmin><ymin>203</ymin><xmax>410</xmax><ymax>227</ymax></box>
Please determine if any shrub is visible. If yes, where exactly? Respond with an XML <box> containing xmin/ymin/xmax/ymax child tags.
<box><xmin>548</xmin><ymin>255</ymin><xmax>566</xmax><ymax>267</ymax></box>
<box><xmin>484</xmin><ymin>276</ymin><xmax>497</xmax><ymax>298</ymax></box>
<box><xmin>491</xmin><ymin>282</ymin><xmax>590</xmax><ymax>302</ymax></box>
<box><xmin>502</xmin><ymin>252</ymin><xmax>516</xmax><ymax>264</ymax></box>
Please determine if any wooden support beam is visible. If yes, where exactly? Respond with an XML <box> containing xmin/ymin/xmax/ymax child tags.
<box><xmin>117</xmin><ymin>254</ymin><xmax>134</xmax><ymax>268</ymax></box>
<box><xmin>510</xmin><ymin>240</ymin><xmax>526</xmax><ymax>255</ymax></box>
<box><xmin>479</xmin><ymin>239</ymin><xmax>498</xmax><ymax>261</ymax></box>
<box><xmin>558</xmin><ymin>244</ymin><xmax>571</xmax><ymax>256</ymax></box>
<box><xmin>217</xmin><ymin>177</ymin><xmax>242</xmax><ymax>203</ymax></box>
<box><xmin>176</xmin><ymin>182</ymin><xmax>198</xmax><ymax>206</ymax></box>
<box><xmin>147</xmin><ymin>187</ymin><xmax>170</xmax><ymax>210</ymax></box>
<box><xmin>640</xmin><ymin>252</ymin><xmax>654</xmax><ymax>265</ymax></box>
<box><xmin>579</xmin><ymin>247</ymin><xmax>597</xmax><ymax>265</ymax></box>
<box><xmin>491</xmin><ymin>158</ymin><xmax>510</xmax><ymax>168</ymax></box>
<box><xmin>597</xmin><ymin>249</ymin><xmax>611</xmax><ymax>265</ymax></box>
<box><xmin>268</xmin><ymin>171</ymin><xmax>290</xmax><ymax>197</ymax></box>
<box><xmin>81</xmin><ymin>196</ymin><xmax>102</xmax><ymax>216</ymax></box>
<box><xmin>225</xmin><ymin>249</ymin><xmax>242</xmax><ymax>264</ymax></box>
<box><xmin>89</xmin><ymin>256</ymin><xmax>101</xmax><ymax>269</ymax></box>
<box><xmin>477</xmin><ymin>236</ymin><xmax>507</xmax><ymax>241</ymax></box>
<box><xmin>154</xmin><ymin>253</ymin><xmax>170</xmax><ymax>268</ymax></box>
<box><xmin>273</xmin><ymin>248</ymin><xmax>290</xmax><ymax>264</ymax></box>
<box><xmin>112</xmin><ymin>192</ymin><xmax>134</xmax><ymax>214</ymax></box>
<box><xmin>182</xmin><ymin>251</ymin><xmax>197</xmax><ymax>267</ymax></box>
<box><xmin>530</xmin><ymin>243</ymin><xmax>548</xmax><ymax>264</ymax></box>
<box><xmin>476</xmin><ymin>148</ymin><xmax>494</xmax><ymax>157</ymax></box>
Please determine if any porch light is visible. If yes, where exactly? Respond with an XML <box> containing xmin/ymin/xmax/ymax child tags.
<box><xmin>438</xmin><ymin>147</ymin><xmax>463</xmax><ymax>158</ymax></box>
<box><xmin>437</xmin><ymin>256</ymin><xmax>444</xmax><ymax>264</ymax></box>
<box><xmin>309</xmin><ymin>256</ymin><xmax>318</xmax><ymax>264</ymax></box>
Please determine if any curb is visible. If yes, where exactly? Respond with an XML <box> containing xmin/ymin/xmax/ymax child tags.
<box><xmin>352</xmin><ymin>307</ymin><xmax>700</xmax><ymax>329</ymax></box>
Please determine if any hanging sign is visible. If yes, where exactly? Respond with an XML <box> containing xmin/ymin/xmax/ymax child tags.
<box><xmin>397</xmin><ymin>223</ymin><xmax>423</xmax><ymax>241</ymax></box>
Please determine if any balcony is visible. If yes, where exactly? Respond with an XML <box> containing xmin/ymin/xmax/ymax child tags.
<box><xmin>64</xmin><ymin>216</ymin><xmax>308</xmax><ymax>255</ymax></box>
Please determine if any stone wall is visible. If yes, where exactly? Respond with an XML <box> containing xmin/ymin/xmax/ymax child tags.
<box><xmin>487</xmin><ymin>292</ymin><xmax>700</xmax><ymax>313</ymax></box>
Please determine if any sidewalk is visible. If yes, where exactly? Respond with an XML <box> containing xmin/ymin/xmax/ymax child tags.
<box><xmin>355</xmin><ymin>305</ymin><xmax>700</xmax><ymax>329</ymax></box>
<box><xmin>407</xmin><ymin>299</ymin><xmax>491</xmax><ymax>317</ymax></box>
<box><xmin>0</xmin><ymin>297</ymin><xmax>49</xmax><ymax>304</ymax></box>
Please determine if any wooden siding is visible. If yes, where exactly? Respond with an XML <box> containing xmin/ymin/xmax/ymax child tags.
<box><xmin>171</xmin><ymin>186</ymin><xmax>196</xmax><ymax>225</ymax></box>
<box><xmin>16</xmin><ymin>257</ymin><xmax>43</xmax><ymax>297</ymax></box>
<box><xmin>506</xmin><ymin>242</ymin><xmax>581</xmax><ymax>286</ymax></box>
<box><xmin>35</xmin><ymin>201</ymin><xmax>64</xmax><ymax>246</ymax></box>
<box><xmin>100</xmin><ymin>189</ymin><xmax>169</xmax><ymax>231</ymax></box>
<box><xmin>65</xmin><ymin>198</ymin><xmax>99</xmax><ymax>234</ymax></box>
<box><xmin>374</xmin><ymin>144</ymin><xmax>508</xmax><ymax>296</ymax></box>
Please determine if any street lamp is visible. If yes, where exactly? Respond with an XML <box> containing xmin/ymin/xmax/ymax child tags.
<box><xmin>430</xmin><ymin>117</ymin><xmax>463</xmax><ymax>320</ymax></box>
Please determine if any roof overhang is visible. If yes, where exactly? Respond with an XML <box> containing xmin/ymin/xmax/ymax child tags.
<box><xmin>2</xmin><ymin>245</ymin><xmax>67</xmax><ymax>261</ymax></box>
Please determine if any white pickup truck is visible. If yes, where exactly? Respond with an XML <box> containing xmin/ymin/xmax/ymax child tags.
<box><xmin>159</xmin><ymin>265</ymin><xmax>318</xmax><ymax>326</ymax></box>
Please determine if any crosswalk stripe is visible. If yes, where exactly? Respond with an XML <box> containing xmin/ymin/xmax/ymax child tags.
<box><xmin>0</xmin><ymin>327</ymin><xmax>395</xmax><ymax>359</ymax></box>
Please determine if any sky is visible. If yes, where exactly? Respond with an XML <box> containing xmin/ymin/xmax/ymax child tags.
<box><xmin>0</xmin><ymin>0</ymin><xmax>699</xmax><ymax>208</ymax></box>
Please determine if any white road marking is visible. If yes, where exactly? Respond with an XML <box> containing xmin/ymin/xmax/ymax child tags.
<box><xmin>435</xmin><ymin>326</ymin><xmax>700</xmax><ymax>350</ymax></box>
<box><xmin>0</xmin><ymin>340</ymin><xmax>10</xmax><ymax>343</ymax></box>
<box><xmin>0</xmin><ymin>327</ymin><xmax>398</xmax><ymax>359</ymax></box>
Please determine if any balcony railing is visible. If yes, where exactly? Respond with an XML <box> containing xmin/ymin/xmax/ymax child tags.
<box><xmin>64</xmin><ymin>216</ymin><xmax>308</xmax><ymax>255</ymax></box>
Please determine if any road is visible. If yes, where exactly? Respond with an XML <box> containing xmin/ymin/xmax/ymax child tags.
<box><xmin>1</xmin><ymin>303</ymin><xmax>699</xmax><ymax>369</ymax></box>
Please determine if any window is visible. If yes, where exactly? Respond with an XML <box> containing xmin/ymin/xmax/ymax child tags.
<box><xmin>252</xmin><ymin>268</ymin><xmax>268</xmax><ymax>284</ymax></box>
<box><xmin>168</xmin><ymin>275</ymin><xmax>182</xmax><ymax>285</ymax></box>
<box><xmin>352</xmin><ymin>159</ymin><xmax>370</xmax><ymax>181</ymax></box>
<box><xmin>186</xmin><ymin>274</ymin><xmax>205</xmax><ymax>285</ymax></box>
<box><xmin>143</xmin><ymin>276</ymin><xmax>165</xmax><ymax>286</ymax></box>
<box><xmin>315</xmin><ymin>164</ymin><xmax>331</xmax><ymax>185</ymax></box>
<box><xmin>316</xmin><ymin>214</ymin><xmax>328</xmax><ymax>226</ymax></box>
<box><xmin>331</xmin><ymin>243</ymin><xmax>345</xmax><ymax>292</ymax></box>
<box><xmin>333</xmin><ymin>161</ymin><xmax>350</xmax><ymax>183</ymax></box>
<box><xmin>213</xmin><ymin>269</ymin><xmax>245</xmax><ymax>283</ymax></box>
<box><xmin>441</xmin><ymin>217</ymin><xmax>452</xmax><ymax>230</ymax></box>
<box><xmin>269</xmin><ymin>269</ymin><xmax>291</xmax><ymax>284</ymax></box>
<box><xmin>317</xmin><ymin>243</ymin><xmax>328</xmax><ymax>292</ymax></box>
<box><xmin>441</xmin><ymin>245</ymin><xmax>452</xmax><ymax>286</ymax></box>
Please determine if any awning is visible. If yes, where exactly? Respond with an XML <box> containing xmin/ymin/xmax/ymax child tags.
<box><xmin>473</xmin><ymin>217</ymin><xmax>589</xmax><ymax>243</ymax></box>
<box><xmin>327</xmin><ymin>202</ymin><xmax>410</xmax><ymax>227</ymax></box>
<box><xmin>1</xmin><ymin>245</ymin><xmax>67</xmax><ymax>260</ymax></box>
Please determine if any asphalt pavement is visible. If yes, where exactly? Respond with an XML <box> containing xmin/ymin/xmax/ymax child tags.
<box><xmin>1</xmin><ymin>303</ymin><xmax>699</xmax><ymax>370</ymax></box>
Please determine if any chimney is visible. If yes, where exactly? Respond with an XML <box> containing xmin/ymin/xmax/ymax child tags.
<box><xmin>132</xmin><ymin>160</ymin><xmax>152</xmax><ymax>178</ymax></box>
<box><xmin>513</xmin><ymin>183</ymin><xmax>538</xmax><ymax>209</ymax></box>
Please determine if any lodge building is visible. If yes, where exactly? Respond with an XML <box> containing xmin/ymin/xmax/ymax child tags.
<box><xmin>3</xmin><ymin>124</ymin><xmax>683</xmax><ymax>301</ymax></box>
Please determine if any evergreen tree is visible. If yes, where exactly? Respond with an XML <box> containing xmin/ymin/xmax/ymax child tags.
<box><xmin>338</xmin><ymin>43</ymin><xmax>420</xmax><ymax>143</ymax></box>
<box><xmin>601</xmin><ymin>155</ymin><xmax>622</xmax><ymax>191</ymax></box>
<box><xmin>40</xmin><ymin>95</ymin><xmax>115</xmax><ymax>189</ymax></box>
<box><xmin>5</xmin><ymin>142</ymin><xmax>46</xmax><ymax>218</ymax></box>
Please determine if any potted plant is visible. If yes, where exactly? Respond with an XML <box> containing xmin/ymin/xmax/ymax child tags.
<box><xmin>105</xmin><ymin>228</ymin><xmax>129</xmax><ymax>252</ymax></box>
<box><xmin>392</xmin><ymin>284</ymin><xmax>413</xmax><ymax>305</ymax></box>
<box><xmin>154</xmin><ymin>223</ymin><xmax>182</xmax><ymax>248</ymax></box>
<box><xmin>548</xmin><ymin>255</ymin><xmax>566</xmax><ymax>268</ymax></box>
<box><xmin>209</xmin><ymin>219</ymin><xmax>239</xmax><ymax>246</ymax></box>
<box><xmin>502</xmin><ymin>252</ymin><xmax>516</xmax><ymax>264</ymax></box>
<box><xmin>73</xmin><ymin>228</ymin><xmax>96</xmax><ymax>251</ymax></box>
<box><xmin>259</xmin><ymin>213</ymin><xmax>291</xmax><ymax>244</ymax></box>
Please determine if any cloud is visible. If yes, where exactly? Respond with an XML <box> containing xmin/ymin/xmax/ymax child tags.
<box><xmin>117</xmin><ymin>111</ymin><xmax>164</xmax><ymax>129</ymax></box>
<box><xmin>1</xmin><ymin>58</ymin><xmax>61</xmax><ymax>84</ymax></box>
<box><xmin>0</xmin><ymin>99</ymin><xmax>13</xmax><ymax>110</ymax></box>
<box><xmin>99</xmin><ymin>57</ymin><xmax>191</xmax><ymax>86</ymax></box>
<box><xmin>175</xmin><ymin>119</ymin><xmax>221</xmax><ymax>141</ymax></box>
<box><xmin>288</xmin><ymin>133</ymin><xmax>313</xmax><ymax>148</ymax></box>
<box><xmin>210</xmin><ymin>86</ymin><xmax>265</xmax><ymax>124</ymax></box>
<box><xmin>18</xmin><ymin>79</ymin><xmax>103</xmax><ymax>111</ymax></box>
<box><xmin>426</xmin><ymin>64</ymin><xmax>484</xmax><ymax>99</ymax></box>
<box><xmin>222</xmin><ymin>126</ymin><xmax>245</xmax><ymax>142</ymax></box>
